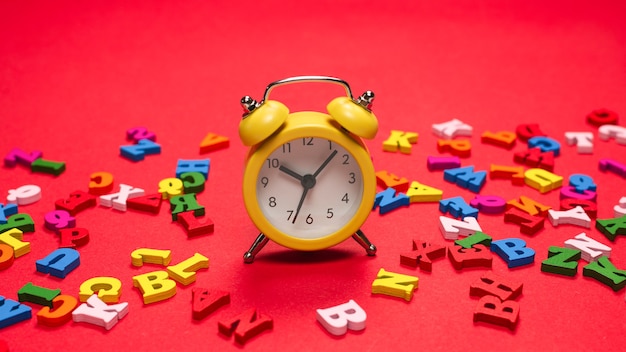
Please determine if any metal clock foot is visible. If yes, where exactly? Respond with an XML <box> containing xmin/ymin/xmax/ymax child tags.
<box><xmin>352</xmin><ymin>229</ymin><xmax>377</xmax><ymax>256</ymax></box>
<box><xmin>243</xmin><ymin>233</ymin><xmax>269</xmax><ymax>263</ymax></box>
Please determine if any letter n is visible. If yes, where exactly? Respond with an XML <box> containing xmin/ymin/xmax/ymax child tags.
<box><xmin>218</xmin><ymin>308</ymin><xmax>273</xmax><ymax>345</ymax></box>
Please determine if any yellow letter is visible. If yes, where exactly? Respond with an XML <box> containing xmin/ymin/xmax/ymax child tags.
<box><xmin>406</xmin><ymin>181</ymin><xmax>443</xmax><ymax>203</ymax></box>
<box><xmin>0</xmin><ymin>228</ymin><xmax>30</xmax><ymax>257</ymax></box>
<box><xmin>79</xmin><ymin>277</ymin><xmax>123</xmax><ymax>303</ymax></box>
<box><xmin>132</xmin><ymin>271</ymin><xmax>176</xmax><ymax>304</ymax></box>
<box><xmin>158</xmin><ymin>178</ymin><xmax>184</xmax><ymax>199</ymax></box>
<box><xmin>166</xmin><ymin>253</ymin><xmax>209</xmax><ymax>285</ymax></box>
<box><xmin>131</xmin><ymin>248</ymin><xmax>172</xmax><ymax>267</ymax></box>
<box><xmin>524</xmin><ymin>168</ymin><xmax>563</xmax><ymax>193</ymax></box>
<box><xmin>372</xmin><ymin>268</ymin><xmax>418</xmax><ymax>301</ymax></box>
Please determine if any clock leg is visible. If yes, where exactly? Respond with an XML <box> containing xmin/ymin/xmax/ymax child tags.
<box><xmin>243</xmin><ymin>233</ymin><xmax>269</xmax><ymax>264</ymax></box>
<box><xmin>352</xmin><ymin>229</ymin><xmax>377</xmax><ymax>256</ymax></box>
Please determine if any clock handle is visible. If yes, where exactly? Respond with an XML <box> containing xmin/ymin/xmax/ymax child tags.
<box><xmin>261</xmin><ymin>76</ymin><xmax>375</xmax><ymax>112</ymax></box>
<box><xmin>261</xmin><ymin>76</ymin><xmax>378</xmax><ymax>139</ymax></box>
<box><xmin>262</xmin><ymin>75</ymin><xmax>355</xmax><ymax>102</ymax></box>
<box><xmin>240</xmin><ymin>76</ymin><xmax>378</xmax><ymax>145</ymax></box>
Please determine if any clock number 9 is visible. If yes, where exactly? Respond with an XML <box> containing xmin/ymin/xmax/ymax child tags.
<box><xmin>261</xmin><ymin>177</ymin><xmax>269</xmax><ymax>188</ymax></box>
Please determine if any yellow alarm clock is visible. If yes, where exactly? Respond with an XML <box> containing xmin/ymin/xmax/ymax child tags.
<box><xmin>239</xmin><ymin>76</ymin><xmax>379</xmax><ymax>263</ymax></box>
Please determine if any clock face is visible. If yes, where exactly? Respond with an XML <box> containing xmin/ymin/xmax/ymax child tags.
<box><xmin>255</xmin><ymin>137</ymin><xmax>364</xmax><ymax>240</ymax></box>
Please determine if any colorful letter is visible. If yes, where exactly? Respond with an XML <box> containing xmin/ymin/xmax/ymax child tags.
<box><xmin>316</xmin><ymin>300</ymin><xmax>366</xmax><ymax>336</ymax></box>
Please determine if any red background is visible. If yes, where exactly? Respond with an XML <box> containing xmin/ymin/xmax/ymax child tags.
<box><xmin>1</xmin><ymin>0</ymin><xmax>626</xmax><ymax>351</ymax></box>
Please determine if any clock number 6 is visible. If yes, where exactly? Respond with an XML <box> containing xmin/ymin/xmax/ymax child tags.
<box><xmin>287</xmin><ymin>210</ymin><xmax>314</xmax><ymax>224</ymax></box>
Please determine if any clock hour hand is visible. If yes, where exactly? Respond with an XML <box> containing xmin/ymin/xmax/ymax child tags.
<box><xmin>279</xmin><ymin>165</ymin><xmax>304</xmax><ymax>181</ymax></box>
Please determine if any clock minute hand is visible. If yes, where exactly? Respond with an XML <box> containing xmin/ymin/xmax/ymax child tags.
<box><xmin>292</xmin><ymin>174</ymin><xmax>316</xmax><ymax>224</ymax></box>
<box><xmin>291</xmin><ymin>150</ymin><xmax>336</xmax><ymax>224</ymax></box>
<box><xmin>313</xmin><ymin>150</ymin><xmax>338</xmax><ymax>178</ymax></box>
<box><xmin>287</xmin><ymin>150</ymin><xmax>337</xmax><ymax>225</ymax></box>
<box><xmin>291</xmin><ymin>187</ymin><xmax>309</xmax><ymax>224</ymax></box>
